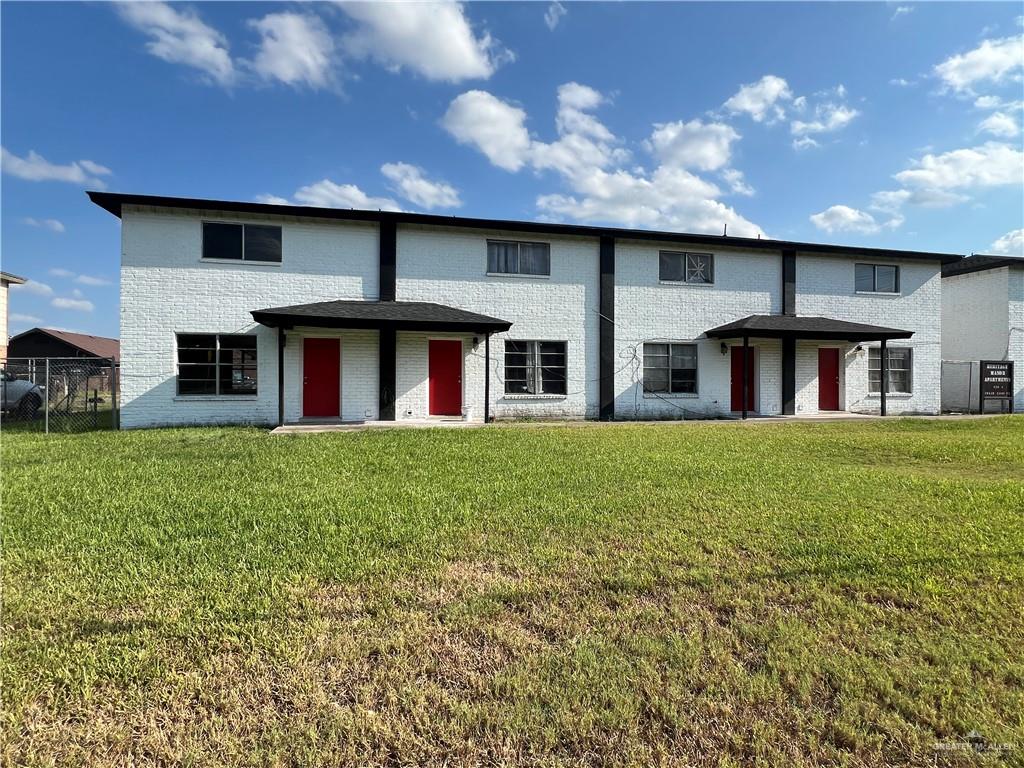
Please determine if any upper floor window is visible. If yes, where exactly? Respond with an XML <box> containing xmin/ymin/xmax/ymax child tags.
<box><xmin>660</xmin><ymin>251</ymin><xmax>714</xmax><ymax>284</ymax></box>
<box><xmin>504</xmin><ymin>340</ymin><xmax>566</xmax><ymax>395</ymax></box>
<box><xmin>176</xmin><ymin>333</ymin><xmax>258</xmax><ymax>396</ymax></box>
<box><xmin>487</xmin><ymin>240</ymin><xmax>550</xmax><ymax>276</ymax></box>
<box><xmin>203</xmin><ymin>222</ymin><xmax>282</xmax><ymax>263</ymax></box>
<box><xmin>855</xmin><ymin>263</ymin><xmax>899</xmax><ymax>293</ymax></box>
<box><xmin>643</xmin><ymin>343</ymin><xmax>698</xmax><ymax>394</ymax></box>
<box><xmin>868</xmin><ymin>347</ymin><xmax>912</xmax><ymax>393</ymax></box>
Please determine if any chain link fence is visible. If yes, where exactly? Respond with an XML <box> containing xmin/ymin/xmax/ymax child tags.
<box><xmin>1</xmin><ymin>357</ymin><xmax>118</xmax><ymax>433</ymax></box>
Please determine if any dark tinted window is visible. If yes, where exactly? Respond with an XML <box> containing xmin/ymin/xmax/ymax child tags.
<box><xmin>245</xmin><ymin>225</ymin><xmax>282</xmax><ymax>262</ymax></box>
<box><xmin>177</xmin><ymin>333</ymin><xmax>257</xmax><ymax>395</ymax></box>
<box><xmin>876</xmin><ymin>265</ymin><xmax>899</xmax><ymax>293</ymax></box>
<box><xmin>487</xmin><ymin>241</ymin><xmax>550</xmax><ymax>276</ymax></box>
<box><xmin>504</xmin><ymin>340</ymin><xmax>566</xmax><ymax>395</ymax></box>
<box><xmin>855</xmin><ymin>264</ymin><xmax>875</xmax><ymax>292</ymax></box>
<box><xmin>659</xmin><ymin>252</ymin><xmax>685</xmax><ymax>281</ymax></box>
<box><xmin>203</xmin><ymin>223</ymin><xmax>243</xmax><ymax>260</ymax></box>
<box><xmin>856</xmin><ymin>263</ymin><xmax>900</xmax><ymax>293</ymax></box>
<box><xmin>644</xmin><ymin>343</ymin><xmax>698</xmax><ymax>394</ymax></box>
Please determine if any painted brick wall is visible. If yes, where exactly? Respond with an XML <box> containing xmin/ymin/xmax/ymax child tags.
<box><xmin>119</xmin><ymin>207</ymin><xmax>378</xmax><ymax>428</ymax></box>
<box><xmin>614</xmin><ymin>242</ymin><xmax>782</xmax><ymax>418</ymax></box>
<box><xmin>1010</xmin><ymin>268</ymin><xmax>1024</xmax><ymax>411</ymax></box>
<box><xmin>396</xmin><ymin>225</ymin><xmax>600</xmax><ymax>419</ymax></box>
<box><xmin>796</xmin><ymin>254</ymin><xmax>942</xmax><ymax>415</ymax></box>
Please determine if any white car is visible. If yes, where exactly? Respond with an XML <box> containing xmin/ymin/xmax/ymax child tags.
<box><xmin>1</xmin><ymin>369</ymin><xmax>43</xmax><ymax>417</ymax></box>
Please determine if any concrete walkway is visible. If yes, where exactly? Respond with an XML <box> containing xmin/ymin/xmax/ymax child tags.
<box><xmin>269</xmin><ymin>412</ymin><xmax>1011</xmax><ymax>434</ymax></box>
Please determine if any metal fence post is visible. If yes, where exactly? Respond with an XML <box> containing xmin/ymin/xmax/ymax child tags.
<box><xmin>44</xmin><ymin>358</ymin><xmax>50</xmax><ymax>435</ymax></box>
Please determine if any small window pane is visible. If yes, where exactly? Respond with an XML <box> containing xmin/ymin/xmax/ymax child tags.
<box><xmin>659</xmin><ymin>252</ymin><xmax>685</xmax><ymax>281</ymax></box>
<box><xmin>643</xmin><ymin>369</ymin><xmax>669</xmax><ymax>393</ymax></box>
<box><xmin>855</xmin><ymin>264</ymin><xmax>875</xmax><ymax>292</ymax></box>
<box><xmin>178</xmin><ymin>333</ymin><xmax>217</xmax><ymax>349</ymax></box>
<box><xmin>203</xmin><ymin>223</ymin><xmax>243</xmax><ymax>260</ymax></box>
<box><xmin>519</xmin><ymin>243</ymin><xmax>550</xmax><ymax>275</ymax></box>
<box><xmin>244</xmin><ymin>225</ymin><xmax>282</xmax><ymax>262</ymax></box>
<box><xmin>876</xmin><ymin>265</ymin><xmax>898</xmax><ymax>293</ymax></box>
<box><xmin>488</xmin><ymin>241</ymin><xmax>519</xmax><ymax>273</ymax></box>
<box><xmin>686</xmin><ymin>254</ymin><xmax>713</xmax><ymax>284</ymax></box>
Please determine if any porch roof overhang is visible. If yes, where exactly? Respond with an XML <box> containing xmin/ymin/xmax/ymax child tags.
<box><xmin>251</xmin><ymin>299</ymin><xmax>512</xmax><ymax>333</ymax></box>
<box><xmin>704</xmin><ymin>314</ymin><xmax>913</xmax><ymax>342</ymax></box>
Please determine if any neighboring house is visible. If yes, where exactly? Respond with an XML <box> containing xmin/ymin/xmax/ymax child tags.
<box><xmin>0</xmin><ymin>271</ymin><xmax>27</xmax><ymax>361</ymax></box>
<box><xmin>941</xmin><ymin>255</ymin><xmax>1023</xmax><ymax>412</ymax></box>
<box><xmin>89</xmin><ymin>191</ymin><xmax>958</xmax><ymax>429</ymax></box>
<box><xmin>7</xmin><ymin>327</ymin><xmax>120</xmax><ymax>362</ymax></box>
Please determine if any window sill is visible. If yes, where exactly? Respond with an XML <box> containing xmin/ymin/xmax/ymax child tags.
<box><xmin>501</xmin><ymin>394</ymin><xmax>567</xmax><ymax>400</ymax></box>
<box><xmin>486</xmin><ymin>272</ymin><xmax>550</xmax><ymax>280</ymax></box>
<box><xmin>659</xmin><ymin>280</ymin><xmax>715</xmax><ymax>287</ymax></box>
<box><xmin>865</xmin><ymin>392</ymin><xmax>912</xmax><ymax>398</ymax></box>
<box><xmin>855</xmin><ymin>291</ymin><xmax>900</xmax><ymax>296</ymax></box>
<box><xmin>200</xmin><ymin>258</ymin><xmax>282</xmax><ymax>267</ymax></box>
<box><xmin>174</xmin><ymin>395</ymin><xmax>259</xmax><ymax>402</ymax></box>
<box><xmin>643</xmin><ymin>392</ymin><xmax>699</xmax><ymax>399</ymax></box>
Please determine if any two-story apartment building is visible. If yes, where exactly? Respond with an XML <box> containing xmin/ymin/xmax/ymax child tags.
<box><xmin>89</xmin><ymin>192</ymin><xmax>959</xmax><ymax>429</ymax></box>
<box><xmin>942</xmin><ymin>255</ymin><xmax>1023</xmax><ymax>412</ymax></box>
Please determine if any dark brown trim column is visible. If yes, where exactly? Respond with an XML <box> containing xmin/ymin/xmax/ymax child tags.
<box><xmin>379</xmin><ymin>220</ymin><xmax>397</xmax><ymax>302</ymax></box>
<box><xmin>782</xmin><ymin>250</ymin><xmax>796</xmax><ymax>316</ymax></box>
<box><xmin>880</xmin><ymin>338</ymin><xmax>888</xmax><ymax>416</ymax></box>
<box><xmin>599</xmin><ymin>236</ymin><xmax>615</xmax><ymax>420</ymax></box>
<box><xmin>782</xmin><ymin>335</ymin><xmax>796</xmax><ymax>415</ymax></box>
<box><xmin>379</xmin><ymin>327</ymin><xmax>396</xmax><ymax>420</ymax></box>
<box><xmin>484</xmin><ymin>332</ymin><xmax>491</xmax><ymax>424</ymax></box>
<box><xmin>277</xmin><ymin>326</ymin><xmax>285</xmax><ymax>426</ymax></box>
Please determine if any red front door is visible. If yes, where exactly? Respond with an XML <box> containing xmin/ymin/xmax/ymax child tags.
<box><xmin>428</xmin><ymin>339</ymin><xmax>462</xmax><ymax>416</ymax></box>
<box><xmin>730</xmin><ymin>346</ymin><xmax>756</xmax><ymax>412</ymax></box>
<box><xmin>303</xmin><ymin>338</ymin><xmax>340</xmax><ymax>418</ymax></box>
<box><xmin>818</xmin><ymin>348</ymin><xmax>840</xmax><ymax>411</ymax></box>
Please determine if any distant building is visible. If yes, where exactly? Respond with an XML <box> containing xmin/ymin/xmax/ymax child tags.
<box><xmin>942</xmin><ymin>255</ymin><xmax>1023</xmax><ymax>412</ymax></box>
<box><xmin>0</xmin><ymin>271</ymin><xmax>27</xmax><ymax>361</ymax></box>
<box><xmin>7</xmin><ymin>327</ymin><xmax>120</xmax><ymax>363</ymax></box>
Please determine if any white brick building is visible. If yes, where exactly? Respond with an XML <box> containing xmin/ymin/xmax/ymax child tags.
<box><xmin>941</xmin><ymin>255</ymin><xmax>1023</xmax><ymax>412</ymax></box>
<box><xmin>90</xmin><ymin>192</ymin><xmax>958</xmax><ymax>429</ymax></box>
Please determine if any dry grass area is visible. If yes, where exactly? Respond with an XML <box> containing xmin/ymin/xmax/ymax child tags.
<box><xmin>3</xmin><ymin>418</ymin><xmax>1023</xmax><ymax>766</ymax></box>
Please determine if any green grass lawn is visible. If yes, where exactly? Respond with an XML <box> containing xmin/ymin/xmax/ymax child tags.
<box><xmin>3</xmin><ymin>418</ymin><xmax>1023</xmax><ymax>767</ymax></box>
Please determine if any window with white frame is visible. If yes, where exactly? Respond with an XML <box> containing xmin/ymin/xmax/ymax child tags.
<box><xmin>855</xmin><ymin>263</ymin><xmax>899</xmax><ymax>293</ymax></box>
<box><xmin>176</xmin><ymin>334</ymin><xmax>258</xmax><ymax>395</ymax></box>
<box><xmin>202</xmin><ymin>222</ymin><xmax>282</xmax><ymax>263</ymax></box>
<box><xmin>643</xmin><ymin>343</ymin><xmax>698</xmax><ymax>394</ymax></box>
<box><xmin>868</xmin><ymin>347</ymin><xmax>912</xmax><ymax>393</ymax></box>
<box><xmin>504</xmin><ymin>341</ymin><xmax>567</xmax><ymax>395</ymax></box>
<box><xmin>487</xmin><ymin>240</ymin><xmax>551</xmax><ymax>276</ymax></box>
<box><xmin>660</xmin><ymin>251</ymin><xmax>714</xmax><ymax>284</ymax></box>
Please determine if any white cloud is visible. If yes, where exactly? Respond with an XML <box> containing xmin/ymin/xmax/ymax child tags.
<box><xmin>870</xmin><ymin>188</ymin><xmax>967</xmax><ymax>212</ymax></box>
<box><xmin>723</xmin><ymin>75</ymin><xmax>792</xmax><ymax>123</ymax></box>
<box><xmin>9</xmin><ymin>313</ymin><xmax>43</xmax><ymax>325</ymax></box>
<box><xmin>889</xmin><ymin>77</ymin><xmax>916</xmax><ymax>87</ymax></box>
<box><xmin>247</xmin><ymin>13</ymin><xmax>335</xmax><ymax>89</ymax></box>
<box><xmin>934</xmin><ymin>33</ymin><xmax>1024</xmax><ymax>93</ymax></box>
<box><xmin>254</xmin><ymin>194</ymin><xmax>291</xmax><ymax>205</ymax></box>
<box><xmin>380</xmin><ymin>162</ymin><xmax>461</xmax><ymax>209</ymax></box>
<box><xmin>792</xmin><ymin>137</ymin><xmax>820</xmax><ymax>151</ymax></box>
<box><xmin>978</xmin><ymin>111</ymin><xmax>1020</xmax><ymax>137</ymax></box>
<box><xmin>51</xmin><ymin>297</ymin><xmax>95</xmax><ymax>312</ymax></box>
<box><xmin>1</xmin><ymin>147</ymin><xmax>112</xmax><ymax>188</ymax></box>
<box><xmin>891</xmin><ymin>6</ymin><xmax>914</xmax><ymax>20</ymax></box>
<box><xmin>271</xmin><ymin>179</ymin><xmax>402</xmax><ymax>211</ymax></box>
<box><xmin>10</xmin><ymin>279</ymin><xmax>53</xmax><ymax>297</ymax></box>
<box><xmin>544</xmin><ymin>1</ymin><xmax>567</xmax><ymax>30</ymax></box>
<box><xmin>894</xmin><ymin>141</ymin><xmax>1023</xmax><ymax>190</ymax></box>
<box><xmin>721</xmin><ymin>168</ymin><xmax>754</xmax><ymax>196</ymax></box>
<box><xmin>647</xmin><ymin>119</ymin><xmax>740</xmax><ymax>172</ymax></box>
<box><xmin>444</xmin><ymin>83</ymin><xmax>764</xmax><ymax>236</ymax></box>
<box><xmin>990</xmin><ymin>228</ymin><xmax>1024</xmax><ymax>256</ymax></box>
<box><xmin>809</xmin><ymin>205</ymin><xmax>882</xmax><ymax>234</ymax></box>
<box><xmin>24</xmin><ymin>217</ymin><xmax>65</xmax><ymax>233</ymax></box>
<box><xmin>48</xmin><ymin>268</ymin><xmax>75</xmax><ymax>278</ymax></box>
<box><xmin>75</xmin><ymin>274</ymin><xmax>112</xmax><ymax>287</ymax></box>
<box><xmin>117</xmin><ymin>1</ymin><xmax>235</xmax><ymax>85</ymax></box>
<box><xmin>338</xmin><ymin>1</ymin><xmax>512</xmax><ymax>82</ymax></box>
<box><xmin>442</xmin><ymin>90</ymin><xmax>532</xmax><ymax>171</ymax></box>
<box><xmin>791</xmin><ymin>103</ymin><xmax>860</xmax><ymax>136</ymax></box>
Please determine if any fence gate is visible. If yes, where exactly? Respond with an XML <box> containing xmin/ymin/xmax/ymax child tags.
<box><xmin>1</xmin><ymin>357</ymin><xmax>118</xmax><ymax>433</ymax></box>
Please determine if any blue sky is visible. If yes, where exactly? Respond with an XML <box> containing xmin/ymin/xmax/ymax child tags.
<box><xmin>2</xmin><ymin>1</ymin><xmax>1022</xmax><ymax>339</ymax></box>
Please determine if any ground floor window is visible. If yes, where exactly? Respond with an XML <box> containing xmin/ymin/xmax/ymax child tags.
<box><xmin>176</xmin><ymin>333</ymin><xmax>258</xmax><ymax>395</ymax></box>
<box><xmin>504</xmin><ymin>341</ymin><xmax>567</xmax><ymax>395</ymax></box>
<box><xmin>643</xmin><ymin>343</ymin><xmax>698</xmax><ymax>394</ymax></box>
<box><xmin>868</xmin><ymin>347</ymin><xmax>912</xmax><ymax>393</ymax></box>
